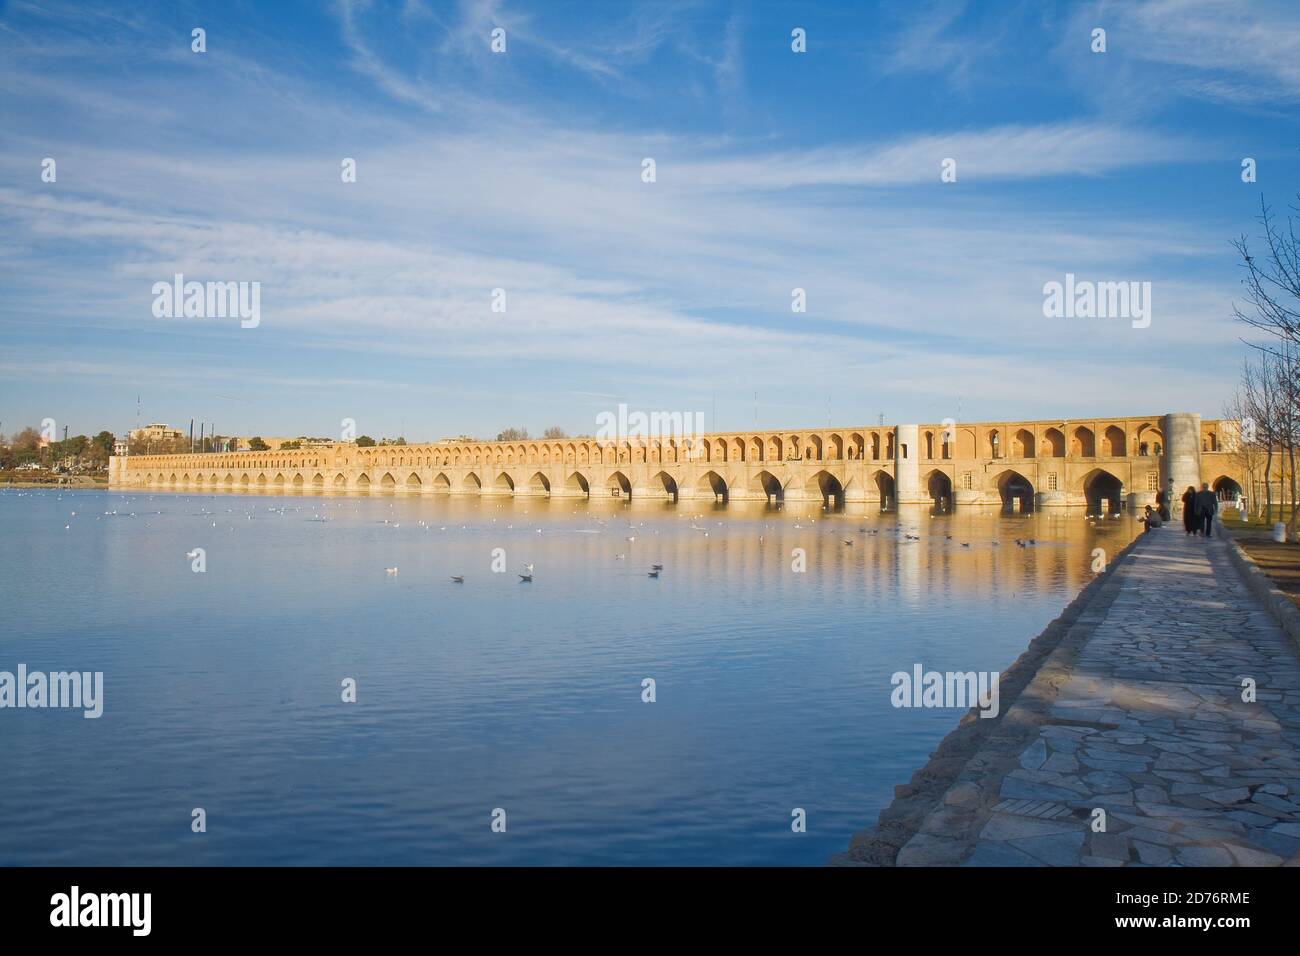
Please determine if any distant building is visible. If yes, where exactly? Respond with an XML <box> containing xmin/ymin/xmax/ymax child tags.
<box><xmin>114</xmin><ymin>437</ymin><xmax>129</xmax><ymax>456</ymax></box>
<box><xmin>130</xmin><ymin>423</ymin><xmax>184</xmax><ymax>442</ymax></box>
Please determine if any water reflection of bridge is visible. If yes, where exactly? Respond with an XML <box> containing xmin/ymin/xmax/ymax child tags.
<box><xmin>111</xmin><ymin>412</ymin><xmax>1243</xmax><ymax>513</ymax></box>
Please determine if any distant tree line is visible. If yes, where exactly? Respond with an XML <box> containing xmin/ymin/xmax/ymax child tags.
<box><xmin>0</xmin><ymin>427</ymin><xmax>114</xmax><ymax>471</ymax></box>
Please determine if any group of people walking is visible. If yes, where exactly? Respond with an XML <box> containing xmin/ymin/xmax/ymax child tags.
<box><xmin>1142</xmin><ymin>483</ymin><xmax>1219</xmax><ymax>536</ymax></box>
<box><xmin>1182</xmin><ymin>483</ymin><xmax>1219</xmax><ymax>537</ymax></box>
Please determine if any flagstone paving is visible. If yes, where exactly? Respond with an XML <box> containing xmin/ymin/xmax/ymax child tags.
<box><xmin>898</xmin><ymin>529</ymin><xmax>1300</xmax><ymax>866</ymax></box>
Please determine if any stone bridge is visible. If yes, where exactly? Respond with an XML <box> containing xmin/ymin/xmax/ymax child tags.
<box><xmin>109</xmin><ymin>413</ymin><xmax>1245</xmax><ymax>513</ymax></box>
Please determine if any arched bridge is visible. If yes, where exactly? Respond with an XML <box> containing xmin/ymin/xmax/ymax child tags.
<box><xmin>109</xmin><ymin>413</ymin><xmax>1244</xmax><ymax>512</ymax></box>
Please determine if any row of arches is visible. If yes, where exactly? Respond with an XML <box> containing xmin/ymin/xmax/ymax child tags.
<box><xmin>918</xmin><ymin>468</ymin><xmax>1133</xmax><ymax>515</ymax></box>
<box><xmin>132</xmin><ymin>467</ymin><xmax>1244</xmax><ymax>517</ymax></box>
<box><xmin>137</xmin><ymin>468</ymin><xmax>866</xmax><ymax>508</ymax></box>
<box><xmin>922</xmin><ymin>424</ymin><xmax>1164</xmax><ymax>461</ymax></box>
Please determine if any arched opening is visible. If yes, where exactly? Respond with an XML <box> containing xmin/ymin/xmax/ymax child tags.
<box><xmin>1104</xmin><ymin>426</ymin><xmax>1126</xmax><ymax>457</ymax></box>
<box><xmin>1213</xmin><ymin>476</ymin><xmax>1243</xmax><ymax>502</ymax></box>
<box><xmin>494</xmin><ymin>472</ymin><xmax>515</xmax><ymax>492</ymax></box>
<box><xmin>1014</xmin><ymin>429</ymin><xmax>1035</xmax><ymax>459</ymax></box>
<box><xmin>654</xmin><ymin>471</ymin><xmax>679</xmax><ymax>502</ymax></box>
<box><xmin>753</xmin><ymin>470</ymin><xmax>783</xmax><ymax>504</ymax></box>
<box><xmin>996</xmin><ymin>470</ymin><xmax>1035</xmax><ymax>514</ymax></box>
<box><xmin>699</xmin><ymin>470</ymin><xmax>728</xmax><ymax>502</ymax></box>
<box><xmin>463</xmin><ymin>472</ymin><xmax>482</xmax><ymax>491</ymax></box>
<box><xmin>529</xmin><ymin>471</ymin><xmax>551</xmax><ymax>495</ymax></box>
<box><xmin>433</xmin><ymin>473</ymin><xmax>452</xmax><ymax>493</ymax></box>
<box><xmin>332</xmin><ymin>473</ymin><xmax>346</xmax><ymax>489</ymax></box>
<box><xmin>766</xmin><ymin>436</ymin><xmax>783</xmax><ymax>461</ymax></box>
<box><xmin>1072</xmin><ymin>427</ymin><xmax>1096</xmax><ymax>457</ymax></box>
<box><xmin>808</xmin><ymin>470</ymin><xmax>844</xmax><ymax>510</ymax></box>
<box><xmin>312</xmin><ymin>473</ymin><xmax>324</xmax><ymax>489</ymax></box>
<box><xmin>565</xmin><ymin>472</ymin><xmax>590</xmax><ymax>497</ymax></box>
<box><xmin>225</xmin><ymin>473</ymin><xmax>236</xmax><ymax>487</ymax></box>
<box><xmin>405</xmin><ymin>472</ymin><xmax>421</xmax><ymax>490</ymax></box>
<box><xmin>1043</xmin><ymin>428</ymin><xmax>1065</xmax><ymax>458</ymax></box>
<box><xmin>748</xmin><ymin>437</ymin><xmax>764</xmax><ymax>462</ymax></box>
<box><xmin>292</xmin><ymin>474</ymin><xmax>304</xmax><ymax>489</ymax></box>
<box><xmin>1083</xmin><ymin>469</ymin><xmax>1124</xmax><ymax>516</ymax></box>
<box><xmin>874</xmin><ymin>471</ymin><xmax>896</xmax><ymax>511</ymax></box>
<box><xmin>380</xmin><ymin>472</ymin><xmax>397</xmax><ymax>491</ymax></box>
<box><xmin>829</xmin><ymin>435</ymin><xmax>844</xmax><ymax>460</ymax></box>
<box><xmin>808</xmin><ymin>435</ymin><xmax>823</xmax><ymax>460</ymax></box>
<box><xmin>925</xmin><ymin>470</ymin><xmax>953</xmax><ymax>513</ymax></box>
<box><xmin>355</xmin><ymin>473</ymin><xmax>371</xmax><ymax>492</ymax></box>
<box><xmin>607</xmin><ymin>471</ymin><xmax>632</xmax><ymax>498</ymax></box>
<box><xmin>1137</xmin><ymin>424</ymin><xmax>1164</xmax><ymax>457</ymax></box>
<box><xmin>240</xmin><ymin>474</ymin><xmax>251</xmax><ymax>487</ymax></box>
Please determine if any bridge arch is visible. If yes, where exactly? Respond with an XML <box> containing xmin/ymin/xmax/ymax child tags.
<box><xmin>433</xmin><ymin>472</ymin><xmax>452</xmax><ymax>493</ymax></box>
<box><xmin>653</xmin><ymin>471</ymin><xmax>679</xmax><ymax>502</ymax></box>
<box><xmin>463</xmin><ymin>472</ymin><xmax>481</xmax><ymax>491</ymax></box>
<box><xmin>405</xmin><ymin>472</ymin><xmax>421</xmax><ymax>490</ymax></box>
<box><xmin>808</xmin><ymin>469</ymin><xmax>845</xmax><ymax>509</ymax></box>
<box><xmin>1083</xmin><ymin>468</ymin><xmax>1123</xmax><ymax>515</ymax></box>
<box><xmin>925</xmin><ymin>469</ymin><xmax>953</xmax><ymax>512</ymax></box>
<box><xmin>1013</xmin><ymin>429</ymin><xmax>1035</xmax><ymax>458</ymax></box>
<box><xmin>332</xmin><ymin>473</ymin><xmax>346</xmax><ymax>489</ymax></box>
<box><xmin>1043</xmin><ymin>428</ymin><xmax>1065</xmax><ymax>457</ymax></box>
<box><xmin>1104</xmin><ymin>425</ymin><xmax>1126</xmax><ymax>457</ymax></box>
<box><xmin>1072</xmin><ymin>426</ymin><xmax>1096</xmax><ymax>457</ymax></box>
<box><xmin>494</xmin><ymin>472</ymin><xmax>515</xmax><ymax>493</ymax></box>
<box><xmin>529</xmin><ymin>471</ymin><xmax>551</xmax><ymax>495</ymax></box>
<box><xmin>355</xmin><ymin>473</ymin><xmax>371</xmax><ymax>491</ymax></box>
<box><xmin>753</xmin><ymin>469</ymin><xmax>784</xmax><ymax>504</ymax></box>
<box><xmin>995</xmin><ymin>470</ymin><xmax>1035</xmax><ymax>513</ymax></box>
<box><xmin>698</xmin><ymin>470</ymin><xmax>728</xmax><ymax>502</ymax></box>
<box><xmin>312</xmin><ymin>473</ymin><xmax>324</xmax><ymax>489</ymax></box>
<box><xmin>607</xmin><ymin>471</ymin><xmax>632</xmax><ymax>498</ymax></box>
<box><xmin>873</xmin><ymin>470</ymin><xmax>895</xmax><ymax>510</ymax></box>
<box><xmin>1213</xmin><ymin>475</ymin><xmax>1243</xmax><ymax>501</ymax></box>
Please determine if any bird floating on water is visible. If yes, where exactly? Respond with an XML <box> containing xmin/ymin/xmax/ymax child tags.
<box><xmin>385</xmin><ymin>567</ymin><xmax>398</xmax><ymax>575</ymax></box>
<box><xmin>451</xmin><ymin>575</ymin><xmax>465</xmax><ymax>583</ymax></box>
<box><xmin>651</xmin><ymin>564</ymin><xmax>664</xmax><ymax>571</ymax></box>
<box><xmin>648</xmin><ymin>570</ymin><xmax>660</xmax><ymax>578</ymax></box>
<box><xmin>519</xmin><ymin>573</ymin><xmax>532</xmax><ymax>582</ymax></box>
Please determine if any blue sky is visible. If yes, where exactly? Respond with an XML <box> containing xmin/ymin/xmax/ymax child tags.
<box><xmin>1</xmin><ymin>0</ymin><xmax>1298</xmax><ymax>441</ymax></box>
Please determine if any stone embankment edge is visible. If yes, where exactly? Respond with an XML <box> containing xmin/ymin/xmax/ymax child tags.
<box><xmin>1224</xmin><ymin>534</ymin><xmax>1300</xmax><ymax>651</ymax></box>
<box><xmin>829</xmin><ymin>532</ymin><xmax>1147</xmax><ymax>867</ymax></box>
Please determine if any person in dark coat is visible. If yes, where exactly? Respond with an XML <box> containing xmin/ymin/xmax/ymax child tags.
<box><xmin>1194</xmin><ymin>482</ymin><xmax>1218</xmax><ymax>537</ymax></box>
<box><xmin>1156</xmin><ymin>489</ymin><xmax>1170</xmax><ymax>522</ymax></box>
<box><xmin>1181</xmin><ymin>485</ymin><xmax>1198</xmax><ymax>535</ymax></box>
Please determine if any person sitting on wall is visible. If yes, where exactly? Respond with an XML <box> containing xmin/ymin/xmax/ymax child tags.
<box><xmin>1142</xmin><ymin>505</ymin><xmax>1163</xmax><ymax>533</ymax></box>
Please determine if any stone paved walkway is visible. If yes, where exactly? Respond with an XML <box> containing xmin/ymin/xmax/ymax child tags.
<box><xmin>901</xmin><ymin>528</ymin><xmax>1300</xmax><ymax>866</ymax></box>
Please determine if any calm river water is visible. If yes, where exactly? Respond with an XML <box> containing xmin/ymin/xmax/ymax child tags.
<box><xmin>0</xmin><ymin>488</ymin><xmax>1138</xmax><ymax>865</ymax></box>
